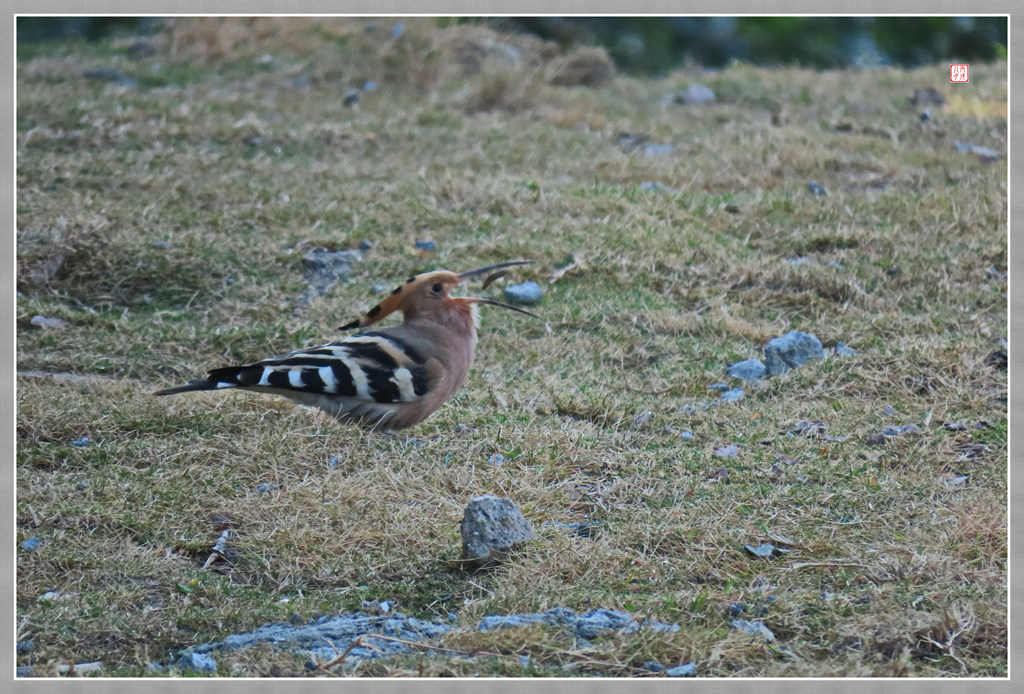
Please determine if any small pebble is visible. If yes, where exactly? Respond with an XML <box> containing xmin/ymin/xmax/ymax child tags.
<box><xmin>71</xmin><ymin>437</ymin><xmax>92</xmax><ymax>447</ymax></box>
<box><xmin>414</xmin><ymin>239</ymin><xmax>437</xmax><ymax>252</ymax></box>
<box><xmin>503</xmin><ymin>281</ymin><xmax>543</xmax><ymax>305</ymax></box>
<box><xmin>730</xmin><ymin>619</ymin><xmax>775</xmax><ymax>642</ymax></box>
<box><xmin>358</xmin><ymin>239</ymin><xmax>373</xmax><ymax>250</ymax></box>
<box><xmin>363</xmin><ymin>80</ymin><xmax>378</xmax><ymax>92</ymax></box>
<box><xmin>726</xmin><ymin>358</ymin><xmax>766</xmax><ymax>382</ymax></box>
<box><xmin>919</xmin><ymin>109</ymin><xmax>931</xmax><ymax>122</ymax></box>
<box><xmin>518</xmin><ymin>655</ymin><xmax>531</xmax><ymax>666</ymax></box>
<box><xmin>641</xmin><ymin>143</ymin><xmax>675</xmax><ymax>158</ymax></box>
<box><xmin>30</xmin><ymin>315</ymin><xmax>68</xmax><ymax>330</ymax></box>
<box><xmin>488</xmin><ymin>453</ymin><xmax>505</xmax><ymax>466</ymax></box>
<box><xmin>679</xmin><ymin>430</ymin><xmax>694</xmax><ymax>441</ymax></box>
<box><xmin>256</xmin><ymin>482</ymin><xmax>278</xmax><ymax>495</ymax></box>
<box><xmin>343</xmin><ymin>89</ymin><xmax>360</xmax><ymax>107</ymax></box>
<box><xmin>152</xmin><ymin>240</ymin><xmax>173</xmax><ymax>249</ymax></box>
<box><xmin>943</xmin><ymin>473</ymin><xmax>969</xmax><ymax>488</ymax></box>
<box><xmin>304</xmin><ymin>658</ymin><xmax>319</xmax><ymax>671</ymax></box>
<box><xmin>633</xmin><ymin>410</ymin><xmax>653</xmax><ymax>428</ymax></box>
<box><xmin>714</xmin><ymin>444</ymin><xmax>740</xmax><ymax>458</ymax></box>
<box><xmin>720</xmin><ymin>387</ymin><xmax>744</xmax><ymax>402</ymax></box>
<box><xmin>17</xmin><ymin>640</ymin><xmax>33</xmax><ymax>655</ymax></box>
<box><xmin>642</xmin><ymin>661</ymin><xmax>665</xmax><ymax>673</ymax></box>
<box><xmin>666</xmin><ymin>663</ymin><xmax>697</xmax><ymax>677</ymax></box>
<box><xmin>788</xmin><ymin>256</ymin><xmax>812</xmax><ymax>266</ymax></box>
<box><xmin>390</xmin><ymin>22</ymin><xmax>405</xmax><ymax>39</ymax></box>
<box><xmin>834</xmin><ymin>341</ymin><xmax>857</xmax><ymax>356</ymax></box>
<box><xmin>38</xmin><ymin>591</ymin><xmax>59</xmax><ymax>602</ymax></box>
<box><xmin>745</xmin><ymin>542</ymin><xmax>776</xmax><ymax>559</ymax></box>
<box><xmin>177</xmin><ymin>652</ymin><xmax>217</xmax><ymax>673</ymax></box>
<box><xmin>675</xmin><ymin>83</ymin><xmax>715</xmax><ymax>105</ymax></box>
<box><xmin>882</xmin><ymin>404</ymin><xmax>895</xmax><ymax>416</ymax></box>
<box><xmin>21</xmin><ymin>537</ymin><xmax>40</xmax><ymax>552</ymax></box>
<box><xmin>808</xmin><ymin>182</ymin><xmax>828</xmax><ymax>197</ymax></box>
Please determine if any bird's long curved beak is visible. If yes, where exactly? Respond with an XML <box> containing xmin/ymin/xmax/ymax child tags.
<box><xmin>457</xmin><ymin>260</ymin><xmax>533</xmax><ymax>280</ymax></box>
<box><xmin>465</xmin><ymin>297</ymin><xmax>539</xmax><ymax>318</ymax></box>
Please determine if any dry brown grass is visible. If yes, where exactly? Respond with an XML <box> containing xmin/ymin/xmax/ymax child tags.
<box><xmin>16</xmin><ymin>17</ymin><xmax>1006</xmax><ymax>679</ymax></box>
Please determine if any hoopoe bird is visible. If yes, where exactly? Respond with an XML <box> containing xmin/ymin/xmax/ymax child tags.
<box><xmin>155</xmin><ymin>261</ymin><xmax>536</xmax><ymax>431</ymax></box>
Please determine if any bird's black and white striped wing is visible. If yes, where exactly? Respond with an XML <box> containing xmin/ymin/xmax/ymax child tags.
<box><xmin>157</xmin><ymin>331</ymin><xmax>433</xmax><ymax>406</ymax></box>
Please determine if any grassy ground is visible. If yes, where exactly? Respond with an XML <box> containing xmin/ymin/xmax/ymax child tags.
<box><xmin>16</xmin><ymin>18</ymin><xmax>1007</xmax><ymax>677</ymax></box>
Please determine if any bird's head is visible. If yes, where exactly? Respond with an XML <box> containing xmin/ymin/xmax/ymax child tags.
<box><xmin>339</xmin><ymin>260</ymin><xmax>537</xmax><ymax>330</ymax></box>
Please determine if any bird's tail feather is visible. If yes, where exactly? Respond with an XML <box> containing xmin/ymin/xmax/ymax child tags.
<box><xmin>154</xmin><ymin>369</ymin><xmax>242</xmax><ymax>396</ymax></box>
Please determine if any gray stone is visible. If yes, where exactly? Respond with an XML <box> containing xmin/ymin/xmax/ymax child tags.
<box><xmin>727</xmin><ymin>359</ymin><xmax>766</xmax><ymax>381</ymax></box>
<box><xmin>30</xmin><ymin>315</ymin><xmax>69</xmax><ymax>330</ymax></box>
<box><xmin>176</xmin><ymin>652</ymin><xmax>217</xmax><ymax>672</ymax></box>
<box><xmin>835</xmin><ymin>341</ymin><xmax>857</xmax><ymax>357</ymax></box>
<box><xmin>808</xmin><ymin>182</ymin><xmax>828</xmax><ymax>197</ymax></box>
<box><xmin>460</xmin><ymin>495</ymin><xmax>534</xmax><ymax>564</ymax></box>
<box><xmin>675</xmin><ymin>83</ymin><xmax>715</xmax><ymax>105</ymax></box>
<box><xmin>503</xmin><ymin>281</ymin><xmax>543</xmax><ymax>305</ymax></box>
<box><xmin>666</xmin><ymin>663</ymin><xmax>697</xmax><ymax>677</ymax></box>
<box><xmin>744</xmin><ymin>542</ymin><xmax>776</xmax><ymax>559</ymax></box>
<box><xmin>414</xmin><ymin>239</ymin><xmax>437</xmax><ymax>252</ymax></box>
<box><xmin>641</xmin><ymin>143</ymin><xmax>675</xmax><ymax>158</ymax></box>
<box><xmin>763</xmin><ymin>331</ymin><xmax>824</xmax><ymax>376</ymax></box>
<box><xmin>20</xmin><ymin>537</ymin><xmax>40</xmax><ymax>552</ymax></box>
<box><xmin>720</xmin><ymin>387</ymin><xmax>744</xmax><ymax>402</ymax></box>
<box><xmin>714</xmin><ymin>444</ymin><xmax>740</xmax><ymax>458</ymax></box>
<box><xmin>730</xmin><ymin>619</ymin><xmax>776</xmax><ymax>642</ymax></box>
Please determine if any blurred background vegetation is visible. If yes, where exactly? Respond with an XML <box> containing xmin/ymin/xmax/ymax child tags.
<box><xmin>18</xmin><ymin>16</ymin><xmax>1007</xmax><ymax>73</ymax></box>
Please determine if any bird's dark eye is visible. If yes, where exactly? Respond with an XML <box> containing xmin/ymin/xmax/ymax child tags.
<box><xmin>432</xmin><ymin>283</ymin><xmax>443</xmax><ymax>293</ymax></box>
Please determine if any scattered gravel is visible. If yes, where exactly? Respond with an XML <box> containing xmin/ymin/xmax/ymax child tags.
<box><xmin>479</xmin><ymin>606</ymin><xmax>680</xmax><ymax>640</ymax></box>
<box><xmin>302</xmin><ymin>249</ymin><xmax>361</xmax><ymax>301</ymax></box>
